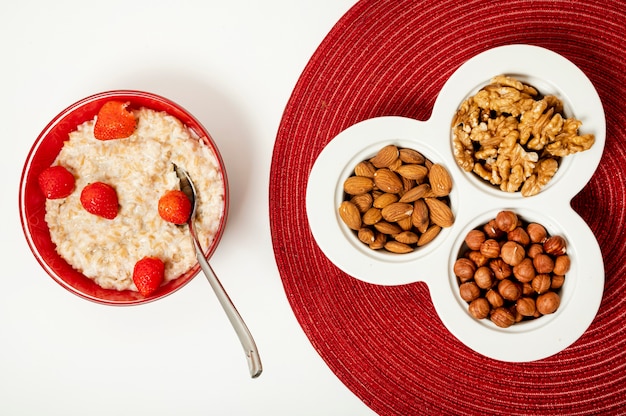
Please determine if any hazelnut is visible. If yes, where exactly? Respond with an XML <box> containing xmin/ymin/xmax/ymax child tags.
<box><xmin>454</xmin><ymin>258</ymin><xmax>477</xmax><ymax>282</ymax></box>
<box><xmin>464</xmin><ymin>229</ymin><xmax>486</xmax><ymax>251</ymax></box>
<box><xmin>459</xmin><ymin>282</ymin><xmax>481</xmax><ymax>302</ymax></box>
<box><xmin>516</xmin><ymin>297</ymin><xmax>536</xmax><ymax>317</ymax></box>
<box><xmin>522</xmin><ymin>282</ymin><xmax>535</xmax><ymax>296</ymax></box>
<box><xmin>508</xmin><ymin>227</ymin><xmax>530</xmax><ymax>246</ymax></box>
<box><xmin>531</xmin><ymin>274</ymin><xmax>551</xmax><ymax>294</ymax></box>
<box><xmin>498</xmin><ymin>279</ymin><xmax>522</xmax><ymax>301</ymax></box>
<box><xmin>468</xmin><ymin>250</ymin><xmax>489</xmax><ymax>267</ymax></box>
<box><xmin>495</xmin><ymin>210</ymin><xmax>518</xmax><ymax>232</ymax></box>
<box><xmin>489</xmin><ymin>258</ymin><xmax>512</xmax><ymax>280</ymax></box>
<box><xmin>468</xmin><ymin>298</ymin><xmax>490</xmax><ymax>319</ymax></box>
<box><xmin>500</xmin><ymin>241</ymin><xmax>525</xmax><ymax>266</ymax></box>
<box><xmin>474</xmin><ymin>266</ymin><xmax>494</xmax><ymax>289</ymax></box>
<box><xmin>511</xmin><ymin>306</ymin><xmax>523</xmax><ymax>323</ymax></box>
<box><xmin>536</xmin><ymin>291</ymin><xmax>560</xmax><ymax>315</ymax></box>
<box><xmin>490</xmin><ymin>307</ymin><xmax>515</xmax><ymax>328</ymax></box>
<box><xmin>513</xmin><ymin>257</ymin><xmax>536</xmax><ymax>283</ymax></box>
<box><xmin>485</xmin><ymin>289</ymin><xmax>504</xmax><ymax>308</ymax></box>
<box><xmin>553</xmin><ymin>255</ymin><xmax>571</xmax><ymax>275</ymax></box>
<box><xmin>483</xmin><ymin>219</ymin><xmax>504</xmax><ymax>239</ymax></box>
<box><xmin>551</xmin><ymin>275</ymin><xmax>565</xmax><ymax>290</ymax></box>
<box><xmin>526</xmin><ymin>222</ymin><xmax>548</xmax><ymax>243</ymax></box>
<box><xmin>544</xmin><ymin>235</ymin><xmax>567</xmax><ymax>256</ymax></box>
<box><xmin>527</xmin><ymin>243</ymin><xmax>544</xmax><ymax>259</ymax></box>
<box><xmin>480</xmin><ymin>239</ymin><xmax>501</xmax><ymax>259</ymax></box>
<box><xmin>456</xmin><ymin>212</ymin><xmax>568</xmax><ymax>327</ymax></box>
<box><xmin>533</xmin><ymin>253</ymin><xmax>555</xmax><ymax>274</ymax></box>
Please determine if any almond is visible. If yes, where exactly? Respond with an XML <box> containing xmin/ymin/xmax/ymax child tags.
<box><xmin>394</xmin><ymin>231</ymin><xmax>419</xmax><ymax>245</ymax></box>
<box><xmin>381</xmin><ymin>202</ymin><xmax>413</xmax><ymax>222</ymax></box>
<box><xmin>422</xmin><ymin>186</ymin><xmax>439</xmax><ymax>198</ymax></box>
<box><xmin>354</xmin><ymin>160</ymin><xmax>376</xmax><ymax>177</ymax></box>
<box><xmin>370</xmin><ymin>144</ymin><xmax>399</xmax><ymax>168</ymax></box>
<box><xmin>343</xmin><ymin>176</ymin><xmax>374</xmax><ymax>195</ymax></box>
<box><xmin>428</xmin><ymin>163</ymin><xmax>453</xmax><ymax>197</ymax></box>
<box><xmin>362</xmin><ymin>207</ymin><xmax>382</xmax><ymax>225</ymax></box>
<box><xmin>350</xmin><ymin>193</ymin><xmax>373</xmax><ymax>213</ymax></box>
<box><xmin>357</xmin><ymin>228</ymin><xmax>375</xmax><ymax>244</ymax></box>
<box><xmin>338</xmin><ymin>145</ymin><xmax>455</xmax><ymax>254</ymax></box>
<box><xmin>384</xmin><ymin>240</ymin><xmax>413</xmax><ymax>254</ymax></box>
<box><xmin>399</xmin><ymin>183</ymin><xmax>431</xmax><ymax>203</ymax></box>
<box><xmin>399</xmin><ymin>148</ymin><xmax>426</xmax><ymax>164</ymax></box>
<box><xmin>397</xmin><ymin>216</ymin><xmax>413</xmax><ymax>231</ymax></box>
<box><xmin>372</xmin><ymin>192</ymin><xmax>399</xmax><ymax>209</ymax></box>
<box><xmin>369</xmin><ymin>232</ymin><xmax>387</xmax><ymax>249</ymax></box>
<box><xmin>424</xmin><ymin>197</ymin><xmax>454</xmax><ymax>228</ymax></box>
<box><xmin>388</xmin><ymin>157</ymin><xmax>403</xmax><ymax>172</ymax></box>
<box><xmin>374</xmin><ymin>221</ymin><xmax>403</xmax><ymax>235</ymax></box>
<box><xmin>411</xmin><ymin>199</ymin><xmax>429</xmax><ymax>233</ymax></box>
<box><xmin>417</xmin><ymin>225</ymin><xmax>442</xmax><ymax>246</ymax></box>
<box><xmin>338</xmin><ymin>201</ymin><xmax>362</xmax><ymax>230</ymax></box>
<box><xmin>401</xmin><ymin>176</ymin><xmax>415</xmax><ymax>193</ymax></box>
<box><xmin>395</xmin><ymin>164</ymin><xmax>428</xmax><ymax>181</ymax></box>
<box><xmin>373</xmin><ymin>168</ymin><xmax>403</xmax><ymax>193</ymax></box>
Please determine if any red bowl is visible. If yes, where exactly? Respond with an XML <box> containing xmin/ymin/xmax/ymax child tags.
<box><xmin>19</xmin><ymin>91</ymin><xmax>229</xmax><ymax>305</ymax></box>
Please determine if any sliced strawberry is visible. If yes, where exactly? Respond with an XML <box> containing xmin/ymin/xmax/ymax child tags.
<box><xmin>93</xmin><ymin>101</ymin><xmax>136</xmax><ymax>140</ymax></box>
<box><xmin>38</xmin><ymin>165</ymin><xmax>75</xmax><ymax>199</ymax></box>
<box><xmin>132</xmin><ymin>257</ymin><xmax>165</xmax><ymax>296</ymax></box>
<box><xmin>158</xmin><ymin>190</ymin><xmax>192</xmax><ymax>224</ymax></box>
<box><xmin>80</xmin><ymin>182</ymin><xmax>119</xmax><ymax>219</ymax></box>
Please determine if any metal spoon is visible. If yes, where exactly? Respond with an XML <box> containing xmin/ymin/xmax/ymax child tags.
<box><xmin>174</xmin><ymin>163</ymin><xmax>262</xmax><ymax>378</ymax></box>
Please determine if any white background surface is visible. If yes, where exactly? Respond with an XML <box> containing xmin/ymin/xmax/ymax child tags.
<box><xmin>2</xmin><ymin>1</ymin><xmax>376</xmax><ymax>415</ymax></box>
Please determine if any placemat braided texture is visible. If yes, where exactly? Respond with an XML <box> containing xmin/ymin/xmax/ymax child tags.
<box><xmin>269</xmin><ymin>0</ymin><xmax>626</xmax><ymax>414</ymax></box>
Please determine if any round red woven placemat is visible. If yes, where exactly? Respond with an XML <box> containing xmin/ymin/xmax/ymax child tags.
<box><xmin>270</xmin><ymin>1</ymin><xmax>626</xmax><ymax>414</ymax></box>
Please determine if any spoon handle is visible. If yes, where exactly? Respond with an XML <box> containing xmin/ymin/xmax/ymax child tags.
<box><xmin>192</xmin><ymin>238</ymin><xmax>263</xmax><ymax>378</ymax></box>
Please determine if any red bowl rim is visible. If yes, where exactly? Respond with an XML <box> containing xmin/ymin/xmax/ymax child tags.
<box><xmin>18</xmin><ymin>90</ymin><xmax>229</xmax><ymax>306</ymax></box>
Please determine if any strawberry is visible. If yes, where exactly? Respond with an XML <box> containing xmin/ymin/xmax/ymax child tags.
<box><xmin>132</xmin><ymin>257</ymin><xmax>165</xmax><ymax>296</ymax></box>
<box><xmin>80</xmin><ymin>182</ymin><xmax>119</xmax><ymax>219</ymax></box>
<box><xmin>38</xmin><ymin>165</ymin><xmax>75</xmax><ymax>199</ymax></box>
<box><xmin>158</xmin><ymin>189</ymin><xmax>192</xmax><ymax>224</ymax></box>
<box><xmin>93</xmin><ymin>101</ymin><xmax>136</xmax><ymax>140</ymax></box>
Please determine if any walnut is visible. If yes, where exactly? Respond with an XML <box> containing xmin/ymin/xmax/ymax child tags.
<box><xmin>475</xmin><ymin>84</ymin><xmax>535</xmax><ymax>116</ymax></box>
<box><xmin>452</xmin><ymin>128</ymin><xmax>475</xmax><ymax>172</ymax></box>
<box><xmin>527</xmin><ymin>111</ymin><xmax>564</xmax><ymax>151</ymax></box>
<box><xmin>495</xmin><ymin>143</ymin><xmax>538</xmax><ymax>192</ymax></box>
<box><xmin>519</xmin><ymin>97</ymin><xmax>564</xmax><ymax>148</ymax></box>
<box><xmin>491</xmin><ymin>74</ymin><xmax>538</xmax><ymax>96</ymax></box>
<box><xmin>473</xmin><ymin>162</ymin><xmax>497</xmax><ymax>184</ymax></box>
<box><xmin>545</xmin><ymin>118</ymin><xmax>595</xmax><ymax>157</ymax></box>
<box><xmin>451</xmin><ymin>74</ymin><xmax>595</xmax><ymax>196</ymax></box>
<box><xmin>521</xmin><ymin>157</ymin><xmax>559</xmax><ymax>197</ymax></box>
<box><xmin>519</xmin><ymin>99</ymin><xmax>549</xmax><ymax>144</ymax></box>
<box><xmin>451</xmin><ymin>98</ymin><xmax>481</xmax><ymax>130</ymax></box>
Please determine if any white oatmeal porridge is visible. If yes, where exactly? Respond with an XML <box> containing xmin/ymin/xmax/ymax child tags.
<box><xmin>45</xmin><ymin>107</ymin><xmax>225</xmax><ymax>291</ymax></box>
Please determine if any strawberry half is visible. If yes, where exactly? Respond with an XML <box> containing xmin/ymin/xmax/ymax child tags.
<box><xmin>38</xmin><ymin>165</ymin><xmax>75</xmax><ymax>199</ymax></box>
<box><xmin>93</xmin><ymin>101</ymin><xmax>136</xmax><ymax>140</ymax></box>
<box><xmin>132</xmin><ymin>257</ymin><xmax>165</xmax><ymax>296</ymax></box>
<box><xmin>158</xmin><ymin>190</ymin><xmax>192</xmax><ymax>224</ymax></box>
<box><xmin>80</xmin><ymin>182</ymin><xmax>119</xmax><ymax>219</ymax></box>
